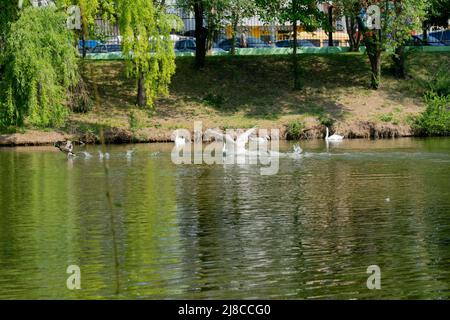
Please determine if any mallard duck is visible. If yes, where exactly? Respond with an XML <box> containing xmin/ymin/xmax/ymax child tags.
<box><xmin>56</xmin><ymin>141</ymin><xmax>75</xmax><ymax>157</ymax></box>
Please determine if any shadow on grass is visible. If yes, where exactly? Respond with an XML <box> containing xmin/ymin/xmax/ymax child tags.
<box><xmin>170</xmin><ymin>54</ymin><xmax>366</xmax><ymax>121</ymax></box>
<box><xmin>80</xmin><ymin>52</ymin><xmax>449</xmax><ymax>126</ymax></box>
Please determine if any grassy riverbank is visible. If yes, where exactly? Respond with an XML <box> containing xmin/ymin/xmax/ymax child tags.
<box><xmin>1</xmin><ymin>51</ymin><xmax>449</xmax><ymax>145</ymax></box>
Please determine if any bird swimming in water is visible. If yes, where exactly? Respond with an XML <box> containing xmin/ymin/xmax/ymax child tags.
<box><xmin>325</xmin><ymin>127</ymin><xmax>344</xmax><ymax>141</ymax></box>
<box><xmin>126</xmin><ymin>149</ymin><xmax>135</xmax><ymax>160</ymax></box>
<box><xmin>175</xmin><ymin>132</ymin><xmax>187</xmax><ymax>147</ymax></box>
<box><xmin>98</xmin><ymin>151</ymin><xmax>110</xmax><ymax>160</ymax></box>
<box><xmin>56</xmin><ymin>141</ymin><xmax>75</xmax><ymax>157</ymax></box>
<box><xmin>250</xmin><ymin>135</ymin><xmax>270</xmax><ymax>145</ymax></box>
<box><xmin>80</xmin><ymin>151</ymin><xmax>92</xmax><ymax>159</ymax></box>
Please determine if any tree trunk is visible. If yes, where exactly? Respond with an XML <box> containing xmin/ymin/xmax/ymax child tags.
<box><xmin>137</xmin><ymin>72</ymin><xmax>147</xmax><ymax>107</ymax></box>
<box><xmin>393</xmin><ymin>45</ymin><xmax>406</xmax><ymax>78</ymax></box>
<box><xmin>231</xmin><ymin>16</ymin><xmax>238</xmax><ymax>55</ymax></box>
<box><xmin>346</xmin><ymin>16</ymin><xmax>360</xmax><ymax>52</ymax></box>
<box><xmin>422</xmin><ymin>22</ymin><xmax>428</xmax><ymax>43</ymax></box>
<box><xmin>206</xmin><ymin>7</ymin><xmax>216</xmax><ymax>55</ymax></box>
<box><xmin>81</xmin><ymin>19</ymin><xmax>88</xmax><ymax>59</ymax></box>
<box><xmin>194</xmin><ymin>1</ymin><xmax>207</xmax><ymax>69</ymax></box>
<box><xmin>328</xmin><ymin>5</ymin><xmax>333</xmax><ymax>47</ymax></box>
<box><xmin>82</xmin><ymin>33</ymin><xmax>87</xmax><ymax>58</ymax></box>
<box><xmin>368</xmin><ymin>51</ymin><xmax>381</xmax><ymax>89</ymax></box>
<box><xmin>292</xmin><ymin>15</ymin><xmax>301</xmax><ymax>90</ymax></box>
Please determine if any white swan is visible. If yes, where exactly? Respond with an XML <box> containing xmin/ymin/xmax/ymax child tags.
<box><xmin>206</xmin><ymin>127</ymin><xmax>258</xmax><ymax>156</ymax></box>
<box><xmin>175</xmin><ymin>132</ymin><xmax>187</xmax><ymax>147</ymax></box>
<box><xmin>126</xmin><ymin>149</ymin><xmax>135</xmax><ymax>159</ymax></box>
<box><xmin>98</xmin><ymin>151</ymin><xmax>110</xmax><ymax>160</ymax></box>
<box><xmin>235</xmin><ymin>128</ymin><xmax>257</xmax><ymax>154</ymax></box>
<box><xmin>325</xmin><ymin>127</ymin><xmax>344</xmax><ymax>141</ymax></box>
<box><xmin>250</xmin><ymin>135</ymin><xmax>270</xmax><ymax>145</ymax></box>
<box><xmin>80</xmin><ymin>151</ymin><xmax>92</xmax><ymax>159</ymax></box>
<box><xmin>222</xmin><ymin>133</ymin><xmax>237</xmax><ymax>156</ymax></box>
<box><xmin>205</xmin><ymin>128</ymin><xmax>244</xmax><ymax>156</ymax></box>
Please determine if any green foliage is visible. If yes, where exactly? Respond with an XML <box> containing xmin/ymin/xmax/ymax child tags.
<box><xmin>0</xmin><ymin>1</ymin><xmax>18</xmax><ymax>50</ymax></box>
<box><xmin>118</xmin><ymin>0</ymin><xmax>182</xmax><ymax>107</ymax></box>
<box><xmin>257</xmin><ymin>0</ymin><xmax>326</xmax><ymax>89</ymax></box>
<box><xmin>257</xmin><ymin>0</ymin><xmax>325</xmax><ymax>27</ymax></box>
<box><xmin>414</xmin><ymin>92</ymin><xmax>450</xmax><ymax>136</ymax></box>
<box><xmin>385</xmin><ymin>0</ymin><xmax>427</xmax><ymax>49</ymax></box>
<box><xmin>379</xmin><ymin>113</ymin><xmax>394</xmax><ymax>123</ymax></box>
<box><xmin>0</xmin><ymin>7</ymin><xmax>78</xmax><ymax>128</ymax></box>
<box><xmin>222</xmin><ymin>0</ymin><xmax>258</xmax><ymax>54</ymax></box>
<box><xmin>68</xmin><ymin>77</ymin><xmax>94</xmax><ymax>113</ymax></box>
<box><xmin>286</xmin><ymin>119</ymin><xmax>305</xmax><ymax>140</ymax></box>
<box><xmin>203</xmin><ymin>93</ymin><xmax>225</xmax><ymax>108</ymax></box>
<box><xmin>334</xmin><ymin>0</ymin><xmax>362</xmax><ymax>51</ymax></box>
<box><xmin>128</xmin><ymin>110</ymin><xmax>139</xmax><ymax>132</ymax></box>
<box><xmin>426</xmin><ymin>68</ymin><xmax>450</xmax><ymax>97</ymax></box>
<box><xmin>424</xmin><ymin>0</ymin><xmax>450</xmax><ymax>28</ymax></box>
<box><xmin>359</xmin><ymin>0</ymin><xmax>427</xmax><ymax>87</ymax></box>
<box><xmin>318</xmin><ymin>113</ymin><xmax>334</xmax><ymax>127</ymax></box>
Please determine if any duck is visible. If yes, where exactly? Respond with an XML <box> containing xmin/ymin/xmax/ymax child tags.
<box><xmin>56</xmin><ymin>141</ymin><xmax>75</xmax><ymax>157</ymax></box>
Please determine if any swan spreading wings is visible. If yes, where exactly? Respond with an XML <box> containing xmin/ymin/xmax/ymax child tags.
<box><xmin>204</xmin><ymin>127</ymin><xmax>257</xmax><ymax>155</ymax></box>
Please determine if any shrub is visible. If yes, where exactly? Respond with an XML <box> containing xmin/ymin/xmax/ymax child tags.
<box><xmin>128</xmin><ymin>110</ymin><xmax>142</xmax><ymax>132</ymax></box>
<box><xmin>426</xmin><ymin>68</ymin><xmax>450</xmax><ymax>97</ymax></box>
<box><xmin>318</xmin><ymin>113</ymin><xmax>334</xmax><ymax>127</ymax></box>
<box><xmin>203</xmin><ymin>93</ymin><xmax>225</xmax><ymax>108</ymax></box>
<box><xmin>414</xmin><ymin>92</ymin><xmax>450</xmax><ymax>136</ymax></box>
<box><xmin>379</xmin><ymin>113</ymin><xmax>394</xmax><ymax>123</ymax></box>
<box><xmin>286</xmin><ymin>120</ymin><xmax>305</xmax><ymax>140</ymax></box>
<box><xmin>68</xmin><ymin>78</ymin><xmax>94</xmax><ymax>113</ymax></box>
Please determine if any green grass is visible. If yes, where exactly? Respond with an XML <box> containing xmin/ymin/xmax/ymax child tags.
<box><xmin>66</xmin><ymin>51</ymin><xmax>450</xmax><ymax>138</ymax></box>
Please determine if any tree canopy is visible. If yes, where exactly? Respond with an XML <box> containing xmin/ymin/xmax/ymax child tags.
<box><xmin>118</xmin><ymin>0</ymin><xmax>182</xmax><ymax>107</ymax></box>
<box><xmin>0</xmin><ymin>6</ymin><xmax>78</xmax><ymax>127</ymax></box>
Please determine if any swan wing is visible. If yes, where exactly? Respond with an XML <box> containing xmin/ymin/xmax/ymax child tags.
<box><xmin>223</xmin><ymin>133</ymin><xmax>236</xmax><ymax>145</ymax></box>
<box><xmin>204</xmin><ymin>129</ymin><xmax>223</xmax><ymax>141</ymax></box>
<box><xmin>328</xmin><ymin>134</ymin><xmax>344</xmax><ymax>141</ymax></box>
<box><xmin>236</xmin><ymin>127</ymin><xmax>257</xmax><ymax>144</ymax></box>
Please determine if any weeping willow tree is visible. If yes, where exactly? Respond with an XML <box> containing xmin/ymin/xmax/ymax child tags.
<box><xmin>0</xmin><ymin>6</ymin><xmax>78</xmax><ymax>127</ymax></box>
<box><xmin>118</xmin><ymin>0</ymin><xmax>182</xmax><ymax>107</ymax></box>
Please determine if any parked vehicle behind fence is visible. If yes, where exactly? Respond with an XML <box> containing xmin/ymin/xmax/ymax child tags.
<box><xmin>275</xmin><ymin>40</ymin><xmax>317</xmax><ymax>48</ymax></box>
<box><xmin>78</xmin><ymin>40</ymin><xmax>101</xmax><ymax>54</ymax></box>
<box><xmin>91</xmin><ymin>44</ymin><xmax>122</xmax><ymax>54</ymax></box>
<box><xmin>408</xmin><ymin>35</ymin><xmax>448</xmax><ymax>47</ymax></box>
<box><xmin>174</xmin><ymin>38</ymin><xmax>227</xmax><ymax>54</ymax></box>
<box><xmin>218</xmin><ymin>36</ymin><xmax>272</xmax><ymax>51</ymax></box>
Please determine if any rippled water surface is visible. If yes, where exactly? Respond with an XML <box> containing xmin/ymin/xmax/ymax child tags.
<box><xmin>0</xmin><ymin>138</ymin><xmax>449</xmax><ymax>299</ymax></box>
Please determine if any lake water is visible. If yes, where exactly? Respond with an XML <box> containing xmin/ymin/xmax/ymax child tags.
<box><xmin>0</xmin><ymin>138</ymin><xmax>449</xmax><ymax>299</ymax></box>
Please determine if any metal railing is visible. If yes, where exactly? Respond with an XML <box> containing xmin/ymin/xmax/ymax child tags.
<box><xmin>83</xmin><ymin>5</ymin><xmax>449</xmax><ymax>52</ymax></box>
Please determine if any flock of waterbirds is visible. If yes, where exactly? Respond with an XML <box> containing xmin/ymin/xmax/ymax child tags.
<box><xmin>55</xmin><ymin>141</ymin><xmax>142</xmax><ymax>160</ymax></box>
<box><xmin>56</xmin><ymin>127</ymin><xmax>344</xmax><ymax>160</ymax></box>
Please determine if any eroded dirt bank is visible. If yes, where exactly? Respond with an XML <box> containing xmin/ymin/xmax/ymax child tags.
<box><xmin>0</xmin><ymin>121</ymin><xmax>416</xmax><ymax>147</ymax></box>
